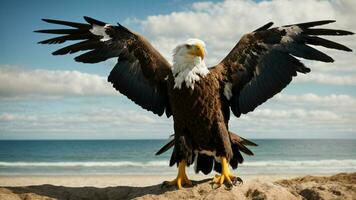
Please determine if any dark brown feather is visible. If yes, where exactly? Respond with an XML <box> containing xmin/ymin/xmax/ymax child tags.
<box><xmin>52</xmin><ymin>40</ymin><xmax>101</xmax><ymax>55</ymax></box>
<box><xmin>38</xmin><ymin>33</ymin><xmax>97</xmax><ymax>44</ymax></box>
<box><xmin>304</xmin><ymin>28</ymin><xmax>354</xmax><ymax>36</ymax></box>
<box><xmin>305</xmin><ymin>36</ymin><xmax>353</xmax><ymax>52</ymax></box>
<box><xmin>156</xmin><ymin>131</ymin><xmax>257</xmax><ymax>173</ymax></box>
<box><xmin>195</xmin><ymin>154</ymin><xmax>214</xmax><ymax>175</ymax></box>
<box><xmin>254</xmin><ymin>22</ymin><xmax>274</xmax><ymax>32</ymax></box>
<box><xmin>287</xmin><ymin>44</ymin><xmax>334</xmax><ymax>62</ymax></box>
<box><xmin>41</xmin><ymin>18</ymin><xmax>89</xmax><ymax>28</ymax></box>
<box><xmin>34</xmin><ymin>28</ymin><xmax>88</xmax><ymax>34</ymax></box>
<box><xmin>84</xmin><ymin>16</ymin><xmax>106</xmax><ymax>26</ymax></box>
<box><xmin>284</xmin><ymin>20</ymin><xmax>335</xmax><ymax>28</ymax></box>
<box><xmin>156</xmin><ymin>138</ymin><xmax>174</xmax><ymax>155</ymax></box>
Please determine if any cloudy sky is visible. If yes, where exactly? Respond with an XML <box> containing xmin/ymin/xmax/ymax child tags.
<box><xmin>0</xmin><ymin>0</ymin><xmax>355</xmax><ymax>139</ymax></box>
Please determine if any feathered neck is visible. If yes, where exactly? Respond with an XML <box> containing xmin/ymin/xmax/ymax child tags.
<box><xmin>172</xmin><ymin>55</ymin><xmax>209</xmax><ymax>90</ymax></box>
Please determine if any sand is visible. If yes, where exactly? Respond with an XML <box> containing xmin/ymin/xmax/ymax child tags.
<box><xmin>0</xmin><ymin>173</ymin><xmax>355</xmax><ymax>200</ymax></box>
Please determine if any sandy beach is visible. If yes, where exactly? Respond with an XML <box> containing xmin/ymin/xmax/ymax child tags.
<box><xmin>0</xmin><ymin>173</ymin><xmax>355</xmax><ymax>200</ymax></box>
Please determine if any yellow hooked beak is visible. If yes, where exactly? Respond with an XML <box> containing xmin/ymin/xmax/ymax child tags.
<box><xmin>189</xmin><ymin>43</ymin><xmax>205</xmax><ymax>60</ymax></box>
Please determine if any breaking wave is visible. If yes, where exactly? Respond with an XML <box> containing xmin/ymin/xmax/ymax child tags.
<box><xmin>242</xmin><ymin>159</ymin><xmax>356</xmax><ymax>168</ymax></box>
<box><xmin>1</xmin><ymin>159</ymin><xmax>355</xmax><ymax>168</ymax></box>
<box><xmin>0</xmin><ymin>161</ymin><xmax>169</xmax><ymax>167</ymax></box>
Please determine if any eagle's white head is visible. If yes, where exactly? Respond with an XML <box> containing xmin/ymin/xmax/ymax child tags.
<box><xmin>172</xmin><ymin>38</ymin><xmax>209</xmax><ymax>90</ymax></box>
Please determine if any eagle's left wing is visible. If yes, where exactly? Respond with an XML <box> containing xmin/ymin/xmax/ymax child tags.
<box><xmin>36</xmin><ymin>17</ymin><xmax>172</xmax><ymax>117</ymax></box>
<box><xmin>215</xmin><ymin>20</ymin><xmax>353</xmax><ymax>117</ymax></box>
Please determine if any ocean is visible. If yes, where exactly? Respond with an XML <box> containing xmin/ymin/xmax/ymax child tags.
<box><xmin>0</xmin><ymin>139</ymin><xmax>355</xmax><ymax>176</ymax></box>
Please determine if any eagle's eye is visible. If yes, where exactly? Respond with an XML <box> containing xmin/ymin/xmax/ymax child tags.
<box><xmin>185</xmin><ymin>44</ymin><xmax>192</xmax><ymax>49</ymax></box>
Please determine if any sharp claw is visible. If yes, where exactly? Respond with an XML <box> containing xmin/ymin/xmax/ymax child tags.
<box><xmin>231</xmin><ymin>177</ymin><xmax>237</xmax><ymax>185</ymax></box>
<box><xmin>236</xmin><ymin>177</ymin><xmax>243</xmax><ymax>185</ymax></box>
<box><xmin>232</xmin><ymin>180</ymin><xmax>237</xmax><ymax>186</ymax></box>
<box><xmin>224</xmin><ymin>181</ymin><xmax>234</xmax><ymax>190</ymax></box>
<box><xmin>232</xmin><ymin>177</ymin><xmax>243</xmax><ymax>185</ymax></box>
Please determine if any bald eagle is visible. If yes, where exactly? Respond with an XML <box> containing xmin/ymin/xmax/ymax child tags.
<box><xmin>36</xmin><ymin>17</ymin><xmax>353</xmax><ymax>189</ymax></box>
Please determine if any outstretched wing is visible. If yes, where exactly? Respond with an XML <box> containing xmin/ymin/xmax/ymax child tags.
<box><xmin>36</xmin><ymin>16</ymin><xmax>172</xmax><ymax>117</ymax></box>
<box><xmin>217</xmin><ymin>20</ymin><xmax>353</xmax><ymax>117</ymax></box>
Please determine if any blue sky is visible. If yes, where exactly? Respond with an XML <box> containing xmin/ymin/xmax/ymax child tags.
<box><xmin>0</xmin><ymin>0</ymin><xmax>355</xmax><ymax>139</ymax></box>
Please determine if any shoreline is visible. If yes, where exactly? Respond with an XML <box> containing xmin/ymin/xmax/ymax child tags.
<box><xmin>0</xmin><ymin>173</ymin><xmax>342</xmax><ymax>187</ymax></box>
<box><xmin>0</xmin><ymin>174</ymin><xmax>294</xmax><ymax>187</ymax></box>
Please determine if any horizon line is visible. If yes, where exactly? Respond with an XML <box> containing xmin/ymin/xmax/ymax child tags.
<box><xmin>1</xmin><ymin>138</ymin><xmax>355</xmax><ymax>141</ymax></box>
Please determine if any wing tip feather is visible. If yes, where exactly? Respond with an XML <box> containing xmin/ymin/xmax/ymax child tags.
<box><xmin>83</xmin><ymin>16</ymin><xmax>106</xmax><ymax>26</ymax></box>
<box><xmin>254</xmin><ymin>22</ymin><xmax>274</xmax><ymax>32</ymax></box>
<box><xmin>285</xmin><ymin>20</ymin><xmax>336</xmax><ymax>28</ymax></box>
<box><xmin>324</xmin><ymin>55</ymin><xmax>334</xmax><ymax>63</ymax></box>
<box><xmin>33</xmin><ymin>30</ymin><xmax>44</xmax><ymax>33</ymax></box>
<box><xmin>52</xmin><ymin>51</ymin><xmax>61</xmax><ymax>56</ymax></box>
<box><xmin>41</xmin><ymin>18</ymin><xmax>52</xmax><ymax>23</ymax></box>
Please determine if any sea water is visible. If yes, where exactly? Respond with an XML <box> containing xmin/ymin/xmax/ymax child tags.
<box><xmin>0</xmin><ymin>139</ymin><xmax>355</xmax><ymax>175</ymax></box>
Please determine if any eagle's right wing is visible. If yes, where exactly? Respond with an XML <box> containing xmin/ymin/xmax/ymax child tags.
<box><xmin>36</xmin><ymin>16</ymin><xmax>172</xmax><ymax>117</ymax></box>
<box><xmin>215</xmin><ymin>20</ymin><xmax>353</xmax><ymax>117</ymax></box>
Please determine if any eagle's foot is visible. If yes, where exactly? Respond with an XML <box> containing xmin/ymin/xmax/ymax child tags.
<box><xmin>211</xmin><ymin>157</ymin><xmax>242</xmax><ymax>190</ymax></box>
<box><xmin>162</xmin><ymin>160</ymin><xmax>192</xmax><ymax>189</ymax></box>
<box><xmin>211</xmin><ymin>174</ymin><xmax>235</xmax><ymax>189</ymax></box>
<box><xmin>162</xmin><ymin>174</ymin><xmax>192</xmax><ymax>189</ymax></box>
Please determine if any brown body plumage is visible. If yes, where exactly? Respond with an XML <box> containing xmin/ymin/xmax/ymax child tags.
<box><xmin>167</xmin><ymin>67</ymin><xmax>232</xmax><ymax>170</ymax></box>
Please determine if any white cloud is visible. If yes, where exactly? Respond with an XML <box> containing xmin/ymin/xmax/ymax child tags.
<box><xmin>129</xmin><ymin>0</ymin><xmax>356</xmax><ymax>85</ymax></box>
<box><xmin>0</xmin><ymin>65</ymin><xmax>115</xmax><ymax>97</ymax></box>
<box><xmin>0</xmin><ymin>109</ymin><xmax>159</xmax><ymax>125</ymax></box>
<box><xmin>230</xmin><ymin>106</ymin><xmax>356</xmax><ymax>138</ymax></box>
<box><xmin>228</xmin><ymin>92</ymin><xmax>356</xmax><ymax>138</ymax></box>
<box><xmin>0</xmin><ymin>107</ymin><xmax>173</xmax><ymax>139</ymax></box>
<box><xmin>246</xmin><ymin>108</ymin><xmax>341</xmax><ymax>121</ymax></box>
<box><xmin>0</xmin><ymin>113</ymin><xmax>37</xmax><ymax>122</ymax></box>
<box><xmin>294</xmin><ymin>72</ymin><xmax>356</xmax><ymax>85</ymax></box>
<box><xmin>273</xmin><ymin>93</ymin><xmax>356</xmax><ymax>106</ymax></box>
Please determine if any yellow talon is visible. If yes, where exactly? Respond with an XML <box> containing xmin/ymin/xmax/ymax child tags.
<box><xmin>211</xmin><ymin>157</ymin><xmax>240</xmax><ymax>188</ymax></box>
<box><xmin>162</xmin><ymin>160</ymin><xmax>192</xmax><ymax>189</ymax></box>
